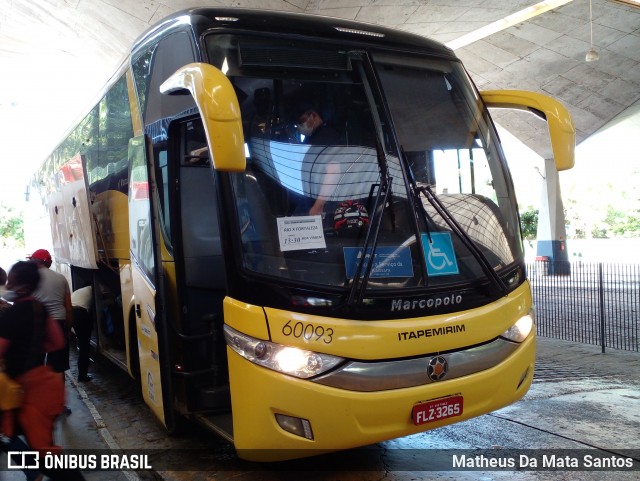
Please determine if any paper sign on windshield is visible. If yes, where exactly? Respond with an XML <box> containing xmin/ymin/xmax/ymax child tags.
<box><xmin>277</xmin><ymin>215</ymin><xmax>327</xmax><ymax>252</ymax></box>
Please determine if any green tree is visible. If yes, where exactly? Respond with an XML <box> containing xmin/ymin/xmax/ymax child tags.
<box><xmin>0</xmin><ymin>204</ymin><xmax>24</xmax><ymax>247</ymax></box>
<box><xmin>605</xmin><ymin>206</ymin><xmax>640</xmax><ymax>237</ymax></box>
<box><xmin>519</xmin><ymin>207</ymin><xmax>538</xmax><ymax>240</ymax></box>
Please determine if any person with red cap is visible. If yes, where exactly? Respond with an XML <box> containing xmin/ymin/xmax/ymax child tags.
<box><xmin>29</xmin><ymin>249</ymin><xmax>74</xmax><ymax>415</ymax></box>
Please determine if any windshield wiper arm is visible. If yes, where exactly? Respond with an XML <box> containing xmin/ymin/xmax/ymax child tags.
<box><xmin>417</xmin><ymin>185</ymin><xmax>508</xmax><ymax>295</ymax></box>
<box><xmin>346</xmin><ymin>139</ymin><xmax>392</xmax><ymax>307</ymax></box>
<box><xmin>399</xmin><ymin>146</ymin><xmax>431</xmax><ymax>286</ymax></box>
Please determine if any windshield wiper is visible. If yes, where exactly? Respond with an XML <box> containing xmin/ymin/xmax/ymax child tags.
<box><xmin>346</xmin><ymin>139</ymin><xmax>392</xmax><ymax>307</ymax></box>
<box><xmin>416</xmin><ymin>184</ymin><xmax>508</xmax><ymax>295</ymax></box>
<box><xmin>345</xmin><ymin>56</ymin><xmax>397</xmax><ymax>308</ymax></box>
<box><xmin>401</xmin><ymin>146</ymin><xmax>431</xmax><ymax>287</ymax></box>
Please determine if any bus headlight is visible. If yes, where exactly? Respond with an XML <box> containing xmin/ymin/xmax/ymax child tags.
<box><xmin>500</xmin><ymin>310</ymin><xmax>535</xmax><ymax>343</ymax></box>
<box><xmin>223</xmin><ymin>325</ymin><xmax>344</xmax><ymax>378</ymax></box>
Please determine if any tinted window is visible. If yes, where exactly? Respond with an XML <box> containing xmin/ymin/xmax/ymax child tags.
<box><xmin>132</xmin><ymin>30</ymin><xmax>197</xmax><ymax>133</ymax></box>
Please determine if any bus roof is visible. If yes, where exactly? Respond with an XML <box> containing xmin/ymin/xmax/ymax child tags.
<box><xmin>132</xmin><ymin>8</ymin><xmax>457</xmax><ymax>61</ymax></box>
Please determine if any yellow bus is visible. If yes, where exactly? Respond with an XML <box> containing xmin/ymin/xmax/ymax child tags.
<box><xmin>27</xmin><ymin>8</ymin><xmax>574</xmax><ymax>461</ymax></box>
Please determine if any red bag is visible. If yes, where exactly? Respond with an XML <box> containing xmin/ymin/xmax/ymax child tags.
<box><xmin>15</xmin><ymin>365</ymin><xmax>65</xmax><ymax>454</ymax></box>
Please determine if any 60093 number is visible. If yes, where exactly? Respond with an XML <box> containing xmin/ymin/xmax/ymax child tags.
<box><xmin>282</xmin><ymin>320</ymin><xmax>334</xmax><ymax>344</ymax></box>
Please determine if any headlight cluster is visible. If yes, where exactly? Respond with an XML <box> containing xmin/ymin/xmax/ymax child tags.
<box><xmin>223</xmin><ymin>325</ymin><xmax>344</xmax><ymax>378</ymax></box>
<box><xmin>500</xmin><ymin>310</ymin><xmax>535</xmax><ymax>343</ymax></box>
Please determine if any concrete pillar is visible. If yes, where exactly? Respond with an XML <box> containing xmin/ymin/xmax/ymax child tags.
<box><xmin>536</xmin><ymin>158</ymin><xmax>570</xmax><ymax>275</ymax></box>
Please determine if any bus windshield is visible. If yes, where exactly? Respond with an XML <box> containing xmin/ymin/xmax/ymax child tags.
<box><xmin>206</xmin><ymin>34</ymin><xmax>523</xmax><ymax>294</ymax></box>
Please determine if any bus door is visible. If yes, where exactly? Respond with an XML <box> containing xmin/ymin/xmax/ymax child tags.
<box><xmin>127</xmin><ymin>135</ymin><xmax>169</xmax><ymax>426</ymax></box>
<box><xmin>158</xmin><ymin>62</ymin><xmax>245</xmax><ymax>436</ymax></box>
<box><xmin>168</xmin><ymin>117</ymin><xmax>230</xmax><ymax>413</ymax></box>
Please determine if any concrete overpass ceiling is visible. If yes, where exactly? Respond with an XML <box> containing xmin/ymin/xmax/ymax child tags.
<box><xmin>1</xmin><ymin>0</ymin><xmax>639</xmax><ymax>161</ymax></box>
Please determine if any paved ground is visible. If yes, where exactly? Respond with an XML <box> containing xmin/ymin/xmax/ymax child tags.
<box><xmin>2</xmin><ymin>336</ymin><xmax>639</xmax><ymax>480</ymax></box>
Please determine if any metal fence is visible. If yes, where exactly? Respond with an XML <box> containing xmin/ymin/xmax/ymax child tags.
<box><xmin>527</xmin><ymin>261</ymin><xmax>640</xmax><ymax>352</ymax></box>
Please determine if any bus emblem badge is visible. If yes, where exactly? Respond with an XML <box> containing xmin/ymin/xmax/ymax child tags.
<box><xmin>427</xmin><ymin>356</ymin><xmax>448</xmax><ymax>381</ymax></box>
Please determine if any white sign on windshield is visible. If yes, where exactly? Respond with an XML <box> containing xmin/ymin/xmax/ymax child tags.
<box><xmin>277</xmin><ymin>215</ymin><xmax>326</xmax><ymax>252</ymax></box>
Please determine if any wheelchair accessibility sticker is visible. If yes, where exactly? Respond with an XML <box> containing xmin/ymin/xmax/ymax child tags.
<box><xmin>421</xmin><ymin>232</ymin><xmax>459</xmax><ymax>276</ymax></box>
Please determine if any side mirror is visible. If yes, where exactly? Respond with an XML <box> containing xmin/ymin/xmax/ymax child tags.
<box><xmin>160</xmin><ymin>62</ymin><xmax>246</xmax><ymax>172</ymax></box>
<box><xmin>480</xmin><ymin>90</ymin><xmax>575</xmax><ymax>171</ymax></box>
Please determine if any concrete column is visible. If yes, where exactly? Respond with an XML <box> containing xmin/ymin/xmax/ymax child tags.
<box><xmin>536</xmin><ymin>158</ymin><xmax>570</xmax><ymax>275</ymax></box>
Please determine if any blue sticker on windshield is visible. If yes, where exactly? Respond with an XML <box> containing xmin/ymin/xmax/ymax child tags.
<box><xmin>343</xmin><ymin>246</ymin><xmax>413</xmax><ymax>279</ymax></box>
<box><xmin>421</xmin><ymin>232</ymin><xmax>459</xmax><ymax>276</ymax></box>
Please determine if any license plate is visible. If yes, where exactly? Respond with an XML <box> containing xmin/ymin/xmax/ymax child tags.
<box><xmin>412</xmin><ymin>396</ymin><xmax>463</xmax><ymax>425</ymax></box>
